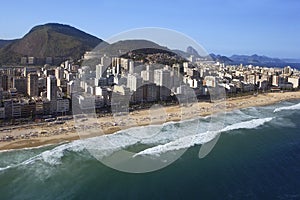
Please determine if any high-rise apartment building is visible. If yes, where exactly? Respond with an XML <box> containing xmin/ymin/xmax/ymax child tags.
<box><xmin>27</xmin><ymin>73</ymin><xmax>38</xmax><ymax>97</ymax></box>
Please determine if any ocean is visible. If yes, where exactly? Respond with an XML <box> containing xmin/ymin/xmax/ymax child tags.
<box><xmin>0</xmin><ymin>100</ymin><xmax>300</xmax><ymax>199</ymax></box>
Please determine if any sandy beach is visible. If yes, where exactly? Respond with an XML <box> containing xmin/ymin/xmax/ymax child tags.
<box><xmin>1</xmin><ymin>91</ymin><xmax>300</xmax><ymax>151</ymax></box>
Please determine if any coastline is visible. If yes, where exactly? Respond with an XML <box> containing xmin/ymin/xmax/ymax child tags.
<box><xmin>1</xmin><ymin>91</ymin><xmax>300</xmax><ymax>151</ymax></box>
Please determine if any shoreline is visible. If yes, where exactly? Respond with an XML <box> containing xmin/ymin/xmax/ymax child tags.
<box><xmin>1</xmin><ymin>91</ymin><xmax>300</xmax><ymax>151</ymax></box>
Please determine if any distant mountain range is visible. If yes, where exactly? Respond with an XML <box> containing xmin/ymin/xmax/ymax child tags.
<box><xmin>172</xmin><ymin>48</ymin><xmax>291</xmax><ymax>66</ymax></box>
<box><xmin>0</xmin><ymin>23</ymin><xmax>298</xmax><ymax>67</ymax></box>
<box><xmin>229</xmin><ymin>54</ymin><xmax>285</xmax><ymax>65</ymax></box>
<box><xmin>209</xmin><ymin>53</ymin><xmax>233</xmax><ymax>63</ymax></box>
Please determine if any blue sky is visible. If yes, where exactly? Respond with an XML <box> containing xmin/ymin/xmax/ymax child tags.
<box><xmin>0</xmin><ymin>0</ymin><xmax>299</xmax><ymax>58</ymax></box>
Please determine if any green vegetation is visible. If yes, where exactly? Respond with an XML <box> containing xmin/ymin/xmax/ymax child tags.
<box><xmin>95</xmin><ymin>40</ymin><xmax>169</xmax><ymax>57</ymax></box>
<box><xmin>0</xmin><ymin>23</ymin><xmax>104</xmax><ymax>65</ymax></box>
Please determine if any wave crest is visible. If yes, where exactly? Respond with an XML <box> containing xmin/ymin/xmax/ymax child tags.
<box><xmin>274</xmin><ymin>103</ymin><xmax>300</xmax><ymax>113</ymax></box>
<box><xmin>0</xmin><ymin>115</ymin><xmax>273</xmax><ymax>172</ymax></box>
<box><xmin>134</xmin><ymin>117</ymin><xmax>273</xmax><ymax>157</ymax></box>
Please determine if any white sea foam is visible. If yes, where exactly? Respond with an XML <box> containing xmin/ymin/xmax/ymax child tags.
<box><xmin>0</xmin><ymin>165</ymin><xmax>12</xmax><ymax>171</ymax></box>
<box><xmin>274</xmin><ymin>103</ymin><xmax>300</xmax><ymax>113</ymax></box>
<box><xmin>0</xmin><ymin>143</ymin><xmax>65</xmax><ymax>154</ymax></box>
<box><xmin>4</xmin><ymin>141</ymin><xmax>86</xmax><ymax>168</ymax></box>
<box><xmin>222</xmin><ymin>117</ymin><xmax>273</xmax><ymax>132</ymax></box>
<box><xmin>0</xmin><ymin>113</ymin><xmax>213</xmax><ymax>172</ymax></box>
<box><xmin>134</xmin><ymin>117</ymin><xmax>273</xmax><ymax>157</ymax></box>
<box><xmin>0</xmin><ymin>112</ymin><xmax>273</xmax><ymax>171</ymax></box>
<box><xmin>0</xmin><ymin>119</ymin><xmax>200</xmax><ymax>169</ymax></box>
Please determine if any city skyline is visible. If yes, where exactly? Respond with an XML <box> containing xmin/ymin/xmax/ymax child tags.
<box><xmin>0</xmin><ymin>0</ymin><xmax>299</xmax><ymax>58</ymax></box>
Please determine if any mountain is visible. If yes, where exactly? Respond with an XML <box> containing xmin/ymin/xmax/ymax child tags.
<box><xmin>209</xmin><ymin>53</ymin><xmax>232</xmax><ymax>63</ymax></box>
<box><xmin>162</xmin><ymin>49</ymin><xmax>286</xmax><ymax>65</ymax></box>
<box><xmin>172</xmin><ymin>49</ymin><xmax>233</xmax><ymax>63</ymax></box>
<box><xmin>171</xmin><ymin>49</ymin><xmax>190</xmax><ymax>58</ymax></box>
<box><xmin>0</xmin><ymin>23</ymin><xmax>104</xmax><ymax>65</ymax></box>
<box><xmin>82</xmin><ymin>39</ymin><xmax>182</xmax><ymax>67</ymax></box>
<box><xmin>230</xmin><ymin>54</ymin><xmax>285</xmax><ymax>65</ymax></box>
<box><xmin>94</xmin><ymin>39</ymin><xmax>170</xmax><ymax>57</ymax></box>
<box><xmin>172</xmin><ymin>46</ymin><xmax>202</xmax><ymax>59</ymax></box>
<box><xmin>0</xmin><ymin>39</ymin><xmax>15</xmax><ymax>49</ymax></box>
<box><xmin>186</xmin><ymin>46</ymin><xmax>201</xmax><ymax>57</ymax></box>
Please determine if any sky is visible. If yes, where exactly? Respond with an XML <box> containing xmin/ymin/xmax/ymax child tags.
<box><xmin>0</xmin><ymin>0</ymin><xmax>299</xmax><ymax>58</ymax></box>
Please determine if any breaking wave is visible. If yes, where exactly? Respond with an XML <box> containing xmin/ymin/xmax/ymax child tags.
<box><xmin>274</xmin><ymin>102</ymin><xmax>300</xmax><ymax>113</ymax></box>
<box><xmin>4</xmin><ymin>99</ymin><xmax>300</xmax><ymax>173</ymax></box>
<box><xmin>134</xmin><ymin>117</ymin><xmax>273</xmax><ymax>157</ymax></box>
<box><xmin>0</xmin><ymin>115</ymin><xmax>274</xmax><ymax>172</ymax></box>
